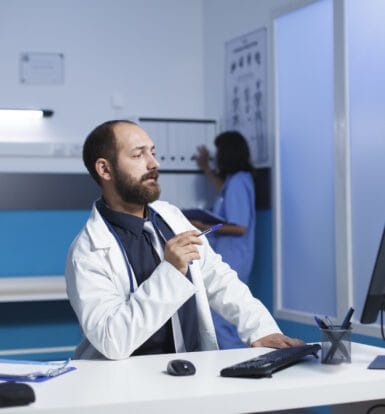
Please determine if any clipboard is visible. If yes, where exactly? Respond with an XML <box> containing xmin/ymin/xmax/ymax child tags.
<box><xmin>182</xmin><ymin>208</ymin><xmax>226</xmax><ymax>224</ymax></box>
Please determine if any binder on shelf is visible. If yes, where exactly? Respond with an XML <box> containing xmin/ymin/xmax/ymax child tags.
<box><xmin>182</xmin><ymin>208</ymin><xmax>226</xmax><ymax>224</ymax></box>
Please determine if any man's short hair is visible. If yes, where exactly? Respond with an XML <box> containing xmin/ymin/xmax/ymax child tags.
<box><xmin>83</xmin><ymin>120</ymin><xmax>137</xmax><ymax>184</ymax></box>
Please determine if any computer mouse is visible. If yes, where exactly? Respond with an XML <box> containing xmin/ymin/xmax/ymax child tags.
<box><xmin>166</xmin><ymin>359</ymin><xmax>196</xmax><ymax>376</ymax></box>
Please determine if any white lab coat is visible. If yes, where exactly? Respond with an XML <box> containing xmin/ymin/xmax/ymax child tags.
<box><xmin>65</xmin><ymin>200</ymin><xmax>281</xmax><ymax>360</ymax></box>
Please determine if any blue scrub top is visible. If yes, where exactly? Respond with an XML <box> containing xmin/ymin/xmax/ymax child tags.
<box><xmin>210</xmin><ymin>171</ymin><xmax>255</xmax><ymax>283</ymax></box>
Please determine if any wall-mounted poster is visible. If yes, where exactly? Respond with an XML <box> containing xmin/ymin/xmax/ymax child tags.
<box><xmin>225</xmin><ymin>28</ymin><xmax>268</xmax><ymax>166</ymax></box>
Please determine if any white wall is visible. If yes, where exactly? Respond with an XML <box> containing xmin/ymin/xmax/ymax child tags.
<box><xmin>202</xmin><ymin>0</ymin><xmax>315</xmax><ymax>131</ymax></box>
<box><xmin>0</xmin><ymin>0</ymin><xmax>205</xmax><ymax>143</ymax></box>
<box><xmin>0</xmin><ymin>0</ymin><xmax>314</xmax><ymax>210</ymax></box>
<box><xmin>0</xmin><ymin>0</ymin><xmax>313</xmax><ymax>143</ymax></box>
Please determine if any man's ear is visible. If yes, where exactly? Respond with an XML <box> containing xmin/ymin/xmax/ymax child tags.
<box><xmin>95</xmin><ymin>158</ymin><xmax>113</xmax><ymax>182</ymax></box>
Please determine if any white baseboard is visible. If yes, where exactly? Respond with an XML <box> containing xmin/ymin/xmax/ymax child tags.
<box><xmin>0</xmin><ymin>276</ymin><xmax>67</xmax><ymax>302</ymax></box>
<box><xmin>0</xmin><ymin>345</ymin><xmax>75</xmax><ymax>357</ymax></box>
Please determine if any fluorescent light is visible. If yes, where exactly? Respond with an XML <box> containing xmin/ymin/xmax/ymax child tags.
<box><xmin>0</xmin><ymin>109</ymin><xmax>54</xmax><ymax>121</ymax></box>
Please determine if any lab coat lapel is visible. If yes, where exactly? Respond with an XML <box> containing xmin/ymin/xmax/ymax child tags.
<box><xmin>86</xmin><ymin>203</ymin><xmax>137</xmax><ymax>291</ymax></box>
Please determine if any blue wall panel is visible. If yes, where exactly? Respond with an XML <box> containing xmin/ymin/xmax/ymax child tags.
<box><xmin>275</xmin><ymin>0</ymin><xmax>336</xmax><ymax>316</ymax></box>
<box><xmin>0</xmin><ymin>210</ymin><xmax>89</xmax><ymax>276</ymax></box>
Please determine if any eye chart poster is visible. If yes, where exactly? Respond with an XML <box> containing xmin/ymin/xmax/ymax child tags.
<box><xmin>225</xmin><ymin>28</ymin><xmax>269</xmax><ymax>166</ymax></box>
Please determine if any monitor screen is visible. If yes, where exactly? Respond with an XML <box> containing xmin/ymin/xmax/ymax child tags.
<box><xmin>360</xmin><ymin>226</ymin><xmax>385</xmax><ymax>324</ymax></box>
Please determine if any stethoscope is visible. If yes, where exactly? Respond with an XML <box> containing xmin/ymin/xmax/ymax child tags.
<box><xmin>102</xmin><ymin>207</ymin><xmax>167</xmax><ymax>293</ymax></box>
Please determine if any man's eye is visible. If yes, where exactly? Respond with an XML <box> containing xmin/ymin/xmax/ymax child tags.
<box><xmin>132</xmin><ymin>153</ymin><xmax>142</xmax><ymax>158</ymax></box>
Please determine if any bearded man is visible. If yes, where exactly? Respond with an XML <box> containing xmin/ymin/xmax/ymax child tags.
<box><xmin>65</xmin><ymin>120</ymin><xmax>302</xmax><ymax>360</ymax></box>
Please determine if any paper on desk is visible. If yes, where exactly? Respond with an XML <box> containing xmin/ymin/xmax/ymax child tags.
<box><xmin>0</xmin><ymin>358</ymin><xmax>71</xmax><ymax>378</ymax></box>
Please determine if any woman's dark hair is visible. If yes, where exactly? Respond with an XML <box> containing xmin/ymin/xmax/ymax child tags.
<box><xmin>215</xmin><ymin>131</ymin><xmax>268</xmax><ymax>209</ymax></box>
<box><xmin>82</xmin><ymin>119</ymin><xmax>137</xmax><ymax>185</ymax></box>
<box><xmin>215</xmin><ymin>131</ymin><xmax>253</xmax><ymax>178</ymax></box>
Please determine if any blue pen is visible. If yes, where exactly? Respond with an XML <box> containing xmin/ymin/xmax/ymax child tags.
<box><xmin>198</xmin><ymin>223</ymin><xmax>223</xmax><ymax>237</ymax></box>
<box><xmin>188</xmin><ymin>224</ymin><xmax>223</xmax><ymax>266</ymax></box>
<box><xmin>314</xmin><ymin>316</ymin><xmax>329</xmax><ymax>330</ymax></box>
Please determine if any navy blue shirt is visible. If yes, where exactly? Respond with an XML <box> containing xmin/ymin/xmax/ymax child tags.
<box><xmin>96</xmin><ymin>199</ymin><xmax>199</xmax><ymax>355</ymax></box>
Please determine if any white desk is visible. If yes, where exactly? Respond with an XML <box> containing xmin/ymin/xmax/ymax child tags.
<box><xmin>2</xmin><ymin>342</ymin><xmax>385</xmax><ymax>413</ymax></box>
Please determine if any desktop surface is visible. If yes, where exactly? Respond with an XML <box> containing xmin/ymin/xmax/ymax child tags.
<box><xmin>1</xmin><ymin>343</ymin><xmax>385</xmax><ymax>413</ymax></box>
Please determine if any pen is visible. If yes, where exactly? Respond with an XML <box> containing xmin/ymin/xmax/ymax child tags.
<box><xmin>188</xmin><ymin>224</ymin><xmax>223</xmax><ymax>266</ymax></box>
<box><xmin>341</xmin><ymin>307</ymin><xmax>354</xmax><ymax>329</ymax></box>
<box><xmin>314</xmin><ymin>316</ymin><xmax>329</xmax><ymax>330</ymax></box>
<box><xmin>198</xmin><ymin>223</ymin><xmax>223</xmax><ymax>237</ymax></box>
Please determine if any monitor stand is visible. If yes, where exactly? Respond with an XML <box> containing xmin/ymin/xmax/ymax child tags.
<box><xmin>368</xmin><ymin>355</ymin><xmax>385</xmax><ymax>369</ymax></box>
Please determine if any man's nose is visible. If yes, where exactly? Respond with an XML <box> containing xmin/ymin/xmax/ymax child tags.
<box><xmin>147</xmin><ymin>153</ymin><xmax>160</xmax><ymax>169</ymax></box>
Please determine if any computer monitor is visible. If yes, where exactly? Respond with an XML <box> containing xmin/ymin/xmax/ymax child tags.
<box><xmin>360</xmin><ymin>226</ymin><xmax>385</xmax><ymax>327</ymax></box>
<box><xmin>360</xmin><ymin>226</ymin><xmax>385</xmax><ymax>369</ymax></box>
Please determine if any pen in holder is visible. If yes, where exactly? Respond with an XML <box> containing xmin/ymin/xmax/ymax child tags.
<box><xmin>320</xmin><ymin>326</ymin><xmax>352</xmax><ymax>364</ymax></box>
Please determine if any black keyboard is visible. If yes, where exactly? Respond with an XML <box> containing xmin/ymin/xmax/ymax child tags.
<box><xmin>220</xmin><ymin>344</ymin><xmax>321</xmax><ymax>378</ymax></box>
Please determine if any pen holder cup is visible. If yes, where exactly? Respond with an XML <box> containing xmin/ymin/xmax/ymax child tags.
<box><xmin>320</xmin><ymin>327</ymin><xmax>351</xmax><ymax>364</ymax></box>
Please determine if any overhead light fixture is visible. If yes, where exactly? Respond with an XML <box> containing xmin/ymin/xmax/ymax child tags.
<box><xmin>0</xmin><ymin>109</ymin><xmax>54</xmax><ymax>121</ymax></box>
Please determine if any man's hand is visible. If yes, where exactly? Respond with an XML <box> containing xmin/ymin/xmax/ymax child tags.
<box><xmin>251</xmin><ymin>333</ymin><xmax>304</xmax><ymax>349</ymax></box>
<box><xmin>164</xmin><ymin>230</ymin><xmax>203</xmax><ymax>275</ymax></box>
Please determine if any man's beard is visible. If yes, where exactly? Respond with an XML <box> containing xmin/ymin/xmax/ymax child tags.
<box><xmin>112</xmin><ymin>166</ymin><xmax>161</xmax><ymax>205</ymax></box>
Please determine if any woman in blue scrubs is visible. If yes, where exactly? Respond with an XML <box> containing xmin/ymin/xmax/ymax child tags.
<box><xmin>194</xmin><ymin>131</ymin><xmax>257</xmax><ymax>349</ymax></box>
